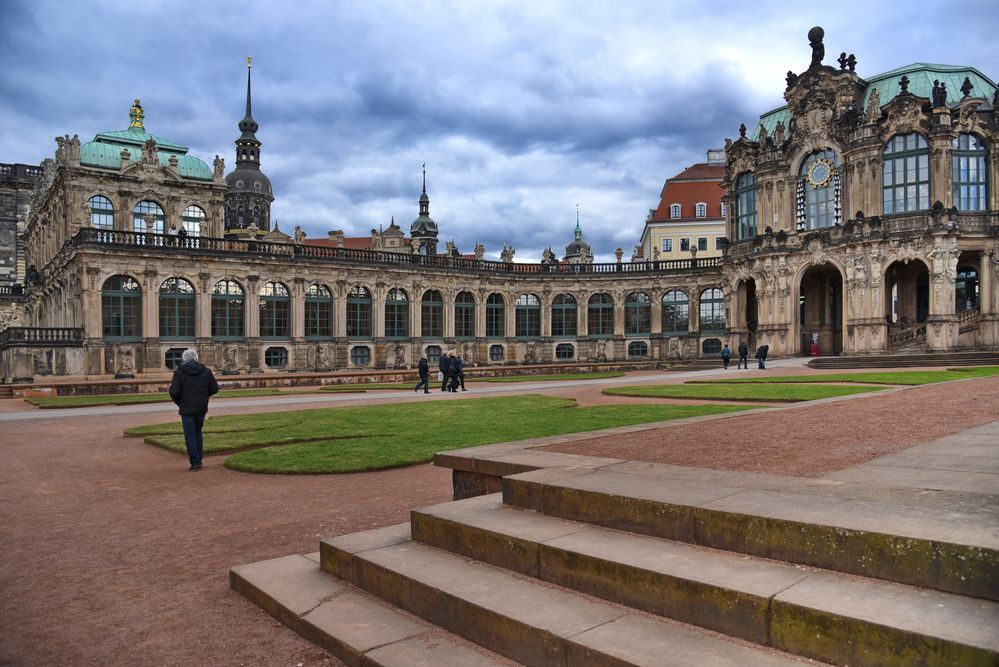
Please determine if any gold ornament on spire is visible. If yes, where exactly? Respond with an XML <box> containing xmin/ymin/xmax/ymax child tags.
<box><xmin>247</xmin><ymin>56</ymin><xmax>252</xmax><ymax>68</ymax></box>
<box><xmin>129</xmin><ymin>99</ymin><xmax>144</xmax><ymax>129</ymax></box>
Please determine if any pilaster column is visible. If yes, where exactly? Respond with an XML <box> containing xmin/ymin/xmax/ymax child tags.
<box><xmin>245</xmin><ymin>274</ymin><xmax>260</xmax><ymax>338</ymax></box>
<box><xmin>372</xmin><ymin>283</ymin><xmax>385</xmax><ymax>338</ymax></box>
<box><xmin>143</xmin><ymin>268</ymin><xmax>159</xmax><ymax>339</ymax></box>
<box><xmin>197</xmin><ymin>272</ymin><xmax>212</xmax><ymax>339</ymax></box>
<box><xmin>291</xmin><ymin>277</ymin><xmax>305</xmax><ymax>340</ymax></box>
<box><xmin>980</xmin><ymin>251</ymin><xmax>993</xmax><ymax>314</ymax></box>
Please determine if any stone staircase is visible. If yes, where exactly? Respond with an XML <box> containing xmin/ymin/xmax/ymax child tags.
<box><xmin>808</xmin><ymin>350</ymin><xmax>999</xmax><ymax>369</ymax></box>
<box><xmin>232</xmin><ymin>452</ymin><xmax>999</xmax><ymax>666</ymax></box>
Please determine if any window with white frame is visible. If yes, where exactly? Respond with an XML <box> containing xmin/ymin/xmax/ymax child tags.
<box><xmin>695</xmin><ymin>203</ymin><xmax>707</xmax><ymax>218</ymax></box>
<box><xmin>670</xmin><ymin>203</ymin><xmax>681</xmax><ymax>219</ymax></box>
<box><xmin>661</xmin><ymin>238</ymin><xmax>672</xmax><ymax>252</ymax></box>
<box><xmin>680</xmin><ymin>238</ymin><xmax>690</xmax><ymax>252</ymax></box>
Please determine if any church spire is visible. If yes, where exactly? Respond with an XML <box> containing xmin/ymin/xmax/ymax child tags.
<box><xmin>575</xmin><ymin>203</ymin><xmax>583</xmax><ymax>240</ymax></box>
<box><xmin>236</xmin><ymin>56</ymin><xmax>261</xmax><ymax>169</ymax></box>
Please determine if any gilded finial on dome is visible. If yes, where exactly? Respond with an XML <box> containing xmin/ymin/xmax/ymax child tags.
<box><xmin>129</xmin><ymin>99</ymin><xmax>144</xmax><ymax>129</ymax></box>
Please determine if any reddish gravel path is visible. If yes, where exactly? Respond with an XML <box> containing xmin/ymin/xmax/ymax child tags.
<box><xmin>543</xmin><ymin>375</ymin><xmax>999</xmax><ymax>476</ymax></box>
<box><xmin>1</xmin><ymin>369</ymin><xmax>997</xmax><ymax>665</ymax></box>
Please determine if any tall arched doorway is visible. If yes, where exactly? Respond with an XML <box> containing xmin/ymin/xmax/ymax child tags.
<box><xmin>732</xmin><ymin>277</ymin><xmax>759</xmax><ymax>350</ymax></box>
<box><xmin>885</xmin><ymin>259</ymin><xmax>931</xmax><ymax>330</ymax></box>
<box><xmin>798</xmin><ymin>263</ymin><xmax>843</xmax><ymax>356</ymax></box>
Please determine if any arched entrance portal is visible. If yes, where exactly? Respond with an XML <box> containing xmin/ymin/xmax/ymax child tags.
<box><xmin>798</xmin><ymin>264</ymin><xmax>843</xmax><ymax>356</ymax></box>
<box><xmin>885</xmin><ymin>259</ymin><xmax>930</xmax><ymax>330</ymax></box>
<box><xmin>731</xmin><ymin>278</ymin><xmax>759</xmax><ymax>352</ymax></box>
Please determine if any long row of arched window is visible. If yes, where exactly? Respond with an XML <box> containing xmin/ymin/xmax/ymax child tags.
<box><xmin>88</xmin><ymin>195</ymin><xmax>206</xmax><ymax>235</ymax></box>
<box><xmin>734</xmin><ymin>133</ymin><xmax>989</xmax><ymax>240</ymax></box>
<box><xmin>101</xmin><ymin>276</ymin><xmax>726</xmax><ymax>341</ymax></box>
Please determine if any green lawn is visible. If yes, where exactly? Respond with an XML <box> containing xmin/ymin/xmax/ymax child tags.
<box><xmin>686</xmin><ymin>366</ymin><xmax>999</xmax><ymax>386</ymax></box>
<box><xmin>26</xmin><ymin>388</ymin><xmax>300</xmax><ymax>409</ymax></box>
<box><xmin>480</xmin><ymin>372</ymin><xmax>624</xmax><ymax>383</ymax></box>
<box><xmin>603</xmin><ymin>383</ymin><xmax>886</xmax><ymax>402</ymax></box>
<box><xmin>124</xmin><ymin>395</ymin><xmax>748</xmax><ymax>474</ymax></box>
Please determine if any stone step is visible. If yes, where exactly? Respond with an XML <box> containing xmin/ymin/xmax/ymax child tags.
<box><xmin>410</xmin><ymin>494</ymin><xmax>999</xmax><ymax>666</ymax></box>
<box><xmin>808</xmin><ymin>351</ymin><xmax>999</xmax><ymax>369</ymax></box>
<box><xmin>229</xmin><ymin>551</ymin><xmax>515</xmax><ymax>666</ymax></box>
<box><xmin>500</xmin><ymin>464</ymin><xmax>999</xmax><ymax>601</ymax></box>
<box><xmin>321</xmin><ymin>523</ymin><xmax>809</xmax><ymax>667</ymax></box>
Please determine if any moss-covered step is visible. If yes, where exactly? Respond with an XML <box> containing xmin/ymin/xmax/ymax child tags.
<box><xmin>410</xmin><ymin>494</ymin><xmax>999</xmax><ymax>666</ymax></box>
<box><xmin>501</xmin><ymin>465</ymin><xmax>999</xmax><ymax>602</ymax></box>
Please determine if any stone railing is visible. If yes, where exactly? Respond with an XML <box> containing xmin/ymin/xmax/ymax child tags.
<box><xmin>72</xmin><ymin>228</ymin><xmax>721</xmax><ymax>276</ymax></box>
<box><xmin>0</xmin><ymin>285</ymin><xmax>25</xmax><ymax>299</ymax></box>
<box><xmin>0</xmin><ymin>327</ymin><xmax>84</xmax><ymax>348</ymax></box>
<box><xmin>958</xmin><ymin>307</ymin><xmax>981</xmax><ymax>330</ymax></box>
<box><xmin>888</xmin><ymin>324</ymin><xmax>926</xmax><ymax>348</ymax></box>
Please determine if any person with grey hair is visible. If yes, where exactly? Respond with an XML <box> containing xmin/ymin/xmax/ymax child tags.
<box><xmin>168</xmin><ymin>348</ymin><xmax>219</xmax><ymax>471</ymax></box>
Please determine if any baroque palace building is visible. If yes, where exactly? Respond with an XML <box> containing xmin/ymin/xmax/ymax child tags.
<box><xmin>0</xmin><ymin>29</ymin><xmax>996</xmax><ymax>381</ymax></box>
<box><xmin>723</xmin><ymin>27</ymin><xmax>998</xmax><ymax>357</ymax></box>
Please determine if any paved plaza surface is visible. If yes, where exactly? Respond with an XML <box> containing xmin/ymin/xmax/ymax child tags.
<box><xmin>1</xmin><ymin>362</ymin><xmax>997</xmax><ymax>665</ymax></box>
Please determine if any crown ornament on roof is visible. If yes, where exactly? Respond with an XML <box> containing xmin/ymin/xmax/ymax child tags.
<box><xmin>129</xmin><ymin>99</ymin><xmax>144</xmax><ymax>129</ymax></box>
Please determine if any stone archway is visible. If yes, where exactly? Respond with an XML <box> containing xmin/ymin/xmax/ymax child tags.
<box><xmin>797</xmin><ymin>263</ymin><xmax>844</xmax><ymax>356</ymax></box>
<box><xmin>885</xmin><ymin>259</ymin><xmax>930</xmax><ymax>330</ymax></box>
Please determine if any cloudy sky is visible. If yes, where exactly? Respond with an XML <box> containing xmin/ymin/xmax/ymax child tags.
<box><xmin>2</xmin><ymin>1</ymin><xmax>997</xmax><ymax>261</ymax></box>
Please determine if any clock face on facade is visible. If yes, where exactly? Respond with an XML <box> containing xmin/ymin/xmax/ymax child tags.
<box><xmin>806</xmin><ymin>158</ymin><xmax>834</xmax><ymax>188</ymax></box>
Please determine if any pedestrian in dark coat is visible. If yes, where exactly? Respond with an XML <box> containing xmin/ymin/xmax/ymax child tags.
<box><xmin>168</xmin><ymin>349</ymin><xmax>219</xmax><ymax>471</ymax></box>
<box><xmin>448</xmin><ymin>352</ymin><xmax>460</xmax><ymax>392</ymax></box>
<box><xmin>737</xmin><ymin>341</ymin><xmax>749</xmax><ymax>369</ymax></box>
<box><xmin>756</xmin><ymin>344</ymin><xmax>769</xmax><ymax>369</ymax></box>
<box><xmin>415</xmin><ymin>354</ymin><xmax>430</xmax><ymax>394</ymax></box>
<box><xmin>454</xmin><ymin>354</ymin><xmax>466</xmax><ymax>391</ymax></box>
<box><xmin>721</xmin><ymin>344</ymin><xmax>731</xmax><ymax>369</ymax></box>
<box><xmin>438</xmin><ymin>352</ymin><xmax>451</xmax><ymax>392</ymax></box>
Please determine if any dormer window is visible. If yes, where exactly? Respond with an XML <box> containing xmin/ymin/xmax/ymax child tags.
<box><xmin>695</xmin><ymin>203</ymin><xmax>707</xmax><ymax>218</ymax></box>
<box><xmin>670</xmin><ymin>204</ymin><xmax>681</xmax><ymax>219</ymax></box>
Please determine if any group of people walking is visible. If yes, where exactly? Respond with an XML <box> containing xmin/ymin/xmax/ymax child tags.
<box><xmin>415</xmin><ymin>351</ymin><xmax>466</xmax><ymax>394</ymax></box>
<box><xmin>721</xmin><ymin>341</ymin><xmax>768</xmax><ymax>370</ymax></box>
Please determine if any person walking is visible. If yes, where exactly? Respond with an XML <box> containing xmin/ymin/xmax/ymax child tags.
<box><xmin>447</xmin><ymin>352</ymin><xmax>461</xmax><ymax>392</ymax></box>
<box><xmin>721</xmin><ymin>344</ymin><xmax>731</xmax><ymax>369</ymax></box>
<box><xmin>415</xmin><ymin>354</ymin><xmax>430</xmax><ymax>394</ymax></box>
<box><xmin>168</xmin><ymin>348</ymin><xmax>219</xmax><ymax>471</ymax></box>
<box><xmin>438</xmin><ymin>350</ymin><xmax>451</xmax><ymax>392</ymax></box>
<box><xmin>756</xmin><ymin>343</ymin><xmax>769</xmax><ymax>369</ymax></box>
<box><xmin>454</xmin><ymin>353</ymin><xmax>466</xmax><ymax>391</ymax></box>
<box><xmin>737</xmin><ymin>340</ymin><xmax>749</xmax><ymax>369</ymax></box>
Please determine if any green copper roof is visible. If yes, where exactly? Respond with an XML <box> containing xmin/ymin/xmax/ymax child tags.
<box><xmin>80</xmin><ymin>127</ymin><xmax>212</xmax><ymax>180</ymax></box>
<box><xmin>750</xmin><ymin>63</ymin><xmax>996</xmax><ymax>141</ymax></box>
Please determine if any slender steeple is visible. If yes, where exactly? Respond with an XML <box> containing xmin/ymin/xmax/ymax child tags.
<box><xmin>225</xmin><ymin>57</ymin><xmax>274</xmax><ymax>233</ymax></box>
<box><xmin>574</xmin><ymin>203</ymin><xmax>583</xmax><ymax>240</ymax></box>
<box><xmin>236</xmin><ymin>57</ymin><xmax>261</xmax><ymax>168</ymax></box>
<box><xmin>411</xmin><ymin>163</ymin><xmax>438</xmax><ymax>255</ymax></box>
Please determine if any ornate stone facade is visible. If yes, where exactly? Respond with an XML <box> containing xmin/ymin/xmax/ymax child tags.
<box><xmin>722</xmin><ymin>28</ymin><xmax>998</xmax><ymax>356</ymax></box>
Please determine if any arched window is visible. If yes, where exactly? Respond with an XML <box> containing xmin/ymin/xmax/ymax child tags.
<box><xmin>702</xmin><ymin>339</ymin><xmax>722</xmax><ymax>355</ymax></box>
<box><xmin>265</xmin><ymin>347</ymin><xmax>288</xmax><ymax>368</ymax></box>
<box><xmin>883</xmin><ymin>133</ymin><xmax>930</xmax><ymax>214</ymax></box>
<box><xmin>670</xmin><ymin>203</ymin><xmax>681</xmax><ymax>219</ymax></box>
<box><xmin>587</xmin><ymin>293</ymin><xmax>614</xmax><ymax>337</ymax></box>
<box><xmin>182</xmin><ymin>205</ymin><xmax>205</xmax><ymax>236</ymax></box>
<box><xmin>624</xmin><ymin>292</ymin><xmax>651</xmax><ymax>335</ymax></box>
<box><xmin>425</xmin><ymin>345</ymin><xmax>442</xmax><ymax>364</ymax></box>
<box><xmin>421</xmin><ymin>290</ymin><xmax>444</xmax><ymax>338</ymax></box>
<box><xmin>347</xmin><ymin>286</ymin><xmax>372</xmax><ymax>338</ymax></box>
<box><xmin>661</xmin><ymin>290</ymin><xmax>689</xmax><ymax>333</ymax></box>
<box><xmin>351</xmin><ymin>345</ymin><xmax>371</xmax><ymax>366</ymax></box>
<box><xmin>956</xmin><ymin>266</ymin><xmax>980</xmax><ymax>312</ymax></box>
<box><xmin>212</xmin><ymin>280</ymin><xmax>245</xmax><ymax>340</ymax></box>
<box><xmin>88</xmin><ymin>195</ymin><xmax>114</xmax><ymax>229</ymax></box>
<box><xmin>695</xmin><ymin>203</ymin><xmax>707</xmax><ymax>218</ymax></box>
<box><xmin>486</xmin><ymin>293</ymin><xmax>505</xmax><ymax>338</ymax></box>
<box><xmin>797</xmin><ymin>150</ymin><xmax>840</xmax><ymax>230</ymax></box>
<box><xmin>259</xmin><ymin>282</ymin><xmax>290</xmax><ymax>339</ymax></box>
<box><xmin>551</xmin><ymin>294</ymin><xmax>577</xmax><ymax>337</ymax></box>
<box><xmin>952</xmin><ymin>134</ymin><xmax>987</xmax><ymax>211</ymax></box>
<box><xmin>132</xmin><ymin>200</ymin><xmax>164</xmax><ymax>234</ymax></box>
<box><xmin>699</xmin><ymin>288</ymin><xmax>725</xmax><ymax>332</ymax></box>
<box><xmin>628</xmin><ymin>341</ymin><xmax>648</xmax><ymax>358</ymax></box>
<box><xmin>385</xmin><ymin>288</ymin><xmax>409</xmax><ymax>339</ymax></box>
<box><xmin>102</xmin><ymin>275</ymin><xmax>142</xmax><ymax>340</ymax></box>
<box><xmin>734</xmin><ymin>173</ymin><xmax>757</xmax><ymax>240</ymax></box>
<box><xmin>489</xmin><ymin>344</ymin><xmax>504</xmax><ymax>361</ymax></box>
<box><xmin>305</xmin><ymin>284</ymin><xmax>332</xmax><ymax>339</ymax></box>
<box><xmin>515</xmin><ymin>294</ymin><xmax>540</xmax><ymax>338</ymax></box>
<box><xmin>455</xmin><ymin>291</ymin><xmax>475</xmax><ymax>339</ymax></box>
<box><xmin>555</xmin><ymin>343</ymin><xmax>575</xmax><ymax>359</ymax></box>
<box><xmin>159</xmin><ymin>277</ymin><xmax>195</xmax><ymax>339</ymax></box>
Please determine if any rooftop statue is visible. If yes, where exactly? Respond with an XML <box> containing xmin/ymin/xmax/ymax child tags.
<box><xmin>808</xmin><ymin>26</ymin><xmax>824</xmax><ymax>69</ymax></box>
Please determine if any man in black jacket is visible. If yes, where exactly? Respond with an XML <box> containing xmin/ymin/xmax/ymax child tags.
<box><xmin>169</xmin><ymin>349</ymin><xmax>219</xmax><ymax>471</ymax></box>
<box><xmin>415</xmin><ymin>354</ymin><xmax>430</xmax><ymax>394</ymax></box>
<box><xmin>438</xmin><ymin>351</ymin><xmax>451</xmax><ymax>392</ymax></box>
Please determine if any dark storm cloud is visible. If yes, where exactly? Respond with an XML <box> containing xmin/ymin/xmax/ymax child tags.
<box><xmin>2</xmin><ymin>0</ymin><xmax>997</xmax><ymax>262</ymax></box>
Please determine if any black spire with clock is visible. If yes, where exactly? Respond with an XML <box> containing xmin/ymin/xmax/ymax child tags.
<box><xmin>224</xmin><ymin>57</ymin><xmax>274</xmax><ymax>234</ymax></box>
